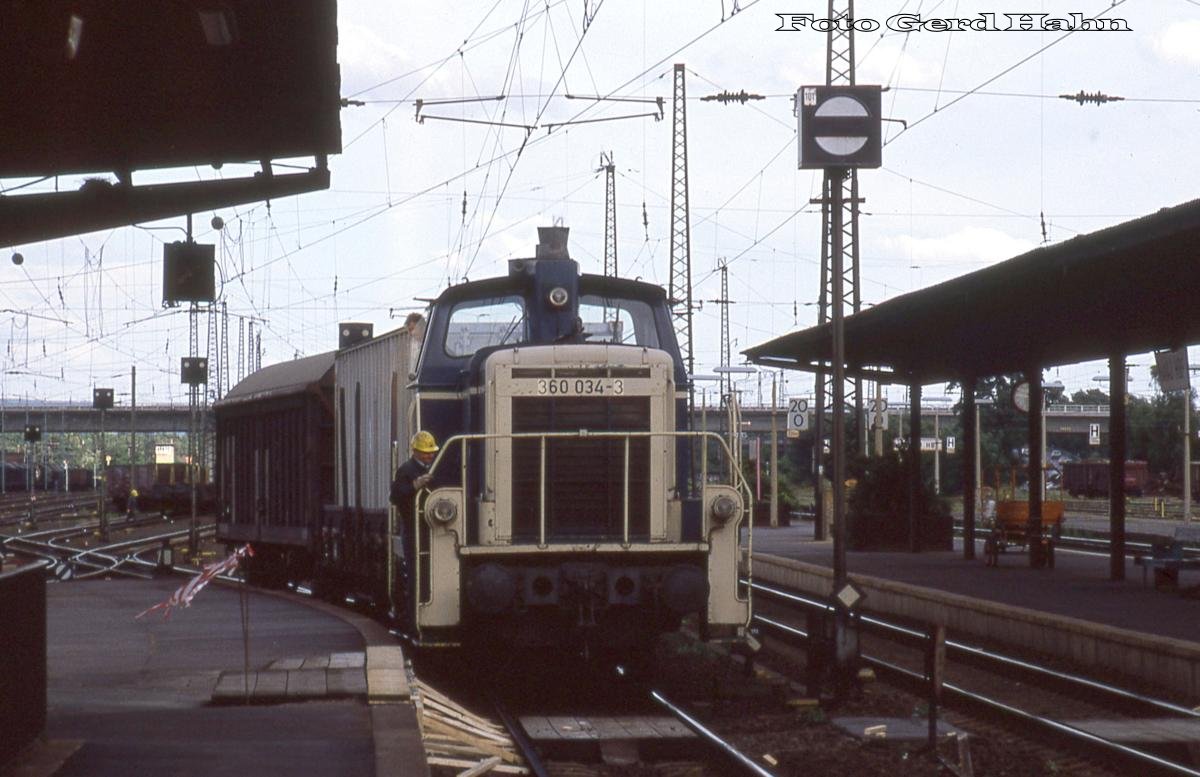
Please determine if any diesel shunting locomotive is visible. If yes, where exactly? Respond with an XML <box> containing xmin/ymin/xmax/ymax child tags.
<box><xmin>216</xmin><ymin>227</ymin><xmax>752</xmax><ymax>655</ymax></box>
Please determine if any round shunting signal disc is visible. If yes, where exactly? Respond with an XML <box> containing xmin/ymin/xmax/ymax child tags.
<box><xmin>814</xmin><ymin>96</ymin><xmax>869</xmax><ymax>156</ymax></box>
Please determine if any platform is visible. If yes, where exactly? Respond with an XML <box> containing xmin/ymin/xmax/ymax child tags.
<box><xmin>749</xmin><ymin>521</ymin><xmax>1200</xmax><ymax>701</ymax></box>
<box><xmin>751</xmin><ymin>522</ymin><xmax>1200</xmax><ymax>643</ymax></box>
<box><xmin>6</xmin><ymin>577</ymin><xmax>427</xmax><ymax>777</ymax></box>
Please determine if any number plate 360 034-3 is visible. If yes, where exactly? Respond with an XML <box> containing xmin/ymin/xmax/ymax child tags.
<box><xmin>534</xmin><ymin>377</ymin><xmax>624</xmax><ymax>395</ymax></box>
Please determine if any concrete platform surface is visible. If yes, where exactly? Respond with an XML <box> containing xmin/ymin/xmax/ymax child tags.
<box><xmin>11</xmin><ymin>577</ymin><xmax>428</xmax><ymax>777</ymax></box>
<box><xmin>751</xmin><ymin>524</ymin><xmax>1200</xmax><ymax>645</ymax></box>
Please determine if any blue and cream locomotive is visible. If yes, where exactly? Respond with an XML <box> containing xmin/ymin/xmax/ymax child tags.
<box><xmin>216</xmin><ymin>227</ymin><xmax>751</xmax><ymax>654</ymax></box>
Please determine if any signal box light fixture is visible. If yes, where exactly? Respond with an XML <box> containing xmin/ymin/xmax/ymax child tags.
<box><xmin>798</xmin><ymin>84</ymin><xmax>883</xmax><ymax>169</ymax></box>
<box><xmin>93</xmin><ymin>387</ymin><xmax>114</xmax><ymax>410</ymax></box>
<box><xmin>162</xmin><ymin>241</ymin><xmax>217</xmax><ymax>306</ymax></box>
<box><xmin>181</xmin><ymin>357</ymin><xmax>209</xmax><ymax>386</ymax></box>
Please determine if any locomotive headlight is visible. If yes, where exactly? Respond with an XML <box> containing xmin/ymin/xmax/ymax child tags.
<box><xmin>709</xmin><ymin>493</ymin><xmax>740</xmax><ymax>524</ymax></box>
<box><xmin>428</xmin><ymin>496</ymin><xmax>458</xmax><ymax>524</ymax></box>
<box><xmin>547</xmin><ymin>286</ymin><xmax>569</xmax><ymax>308</ymax></box>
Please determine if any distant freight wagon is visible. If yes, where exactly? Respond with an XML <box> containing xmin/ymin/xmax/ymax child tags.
<box><xmin>1062</xmin><ymin>460</ymin><xmax>1149</xmax><ymax>498</ymax></box>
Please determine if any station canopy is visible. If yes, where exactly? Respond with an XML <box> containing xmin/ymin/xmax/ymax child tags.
<box><xmin>744</xmin><ymin>198</ymin><xmax>1200</xmax><ymax>384</ymax></box>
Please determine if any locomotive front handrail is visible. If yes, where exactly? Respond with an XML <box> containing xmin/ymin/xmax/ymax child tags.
<box><xmin>410</xmin><ymin>429</ymin><xmax>755</xmax><ymax>638</ymax></box>
<box><xmin>421</xmin><ymin>430</ymin><xmax>754</xmax><ymax>541</ymax></box>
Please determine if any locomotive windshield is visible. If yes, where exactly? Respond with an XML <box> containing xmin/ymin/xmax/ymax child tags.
<box><xmin>444</xmin><ymin>294</ymin><xmax>525</xmax><ymax>357</ymax></box>
<box><xmin>443</xmin><ymin>292</ymin><xmax>661</xmax><ymax>356</ymax></box>
<box><xmin>578</xmin><ymin>294</ymin><xmax>660</xmax><ymax>347</ymax></box>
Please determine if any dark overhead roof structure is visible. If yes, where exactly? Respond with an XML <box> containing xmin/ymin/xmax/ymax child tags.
<box><xmin>744</xmin><ymin>198</ymin><xmax>1200</xmax><ymax>384</ymax></box>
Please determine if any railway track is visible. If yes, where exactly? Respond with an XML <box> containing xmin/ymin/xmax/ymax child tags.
<box><xmin>0</xmin><ymin>491</ymin><xmax>99</xmax><ymax>527</ymax></box>
<box><xmin>1</xmin><ymin>514</ymin><xmax>216</xmax><ymax>579</ymax></box>
<box><xmin>749</xmin><ymin>578</ymin><xmax>1200</xmax><ymax>777</ymax></box>
<box><xmin>404</xmin><ymin>642</ymin><xmax>780</xmax><ymax>777</ymax></box>
<box><xmin>955</xmin><ymin>521</ymin><xmax>1171</xmax><ymax>558</ymax></box>
<box><xmin>487</xmin><ymin>683</ymin><xmax>776</xmax><ymax>777</ymax></box>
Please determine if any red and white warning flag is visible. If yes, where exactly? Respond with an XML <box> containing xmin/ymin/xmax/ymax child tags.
<box><xmin>136</xmin><ymin>544</ymin><xmax>254</xmax><ymax>620</ymax></box>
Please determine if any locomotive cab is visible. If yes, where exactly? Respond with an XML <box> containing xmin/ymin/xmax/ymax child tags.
<box><xmin>400</xmin><ymin>227</ymin><xmax>751</xmax><ymax>651</ymax></box>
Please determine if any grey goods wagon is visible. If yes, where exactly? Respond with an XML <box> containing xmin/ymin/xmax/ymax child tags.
<box><xmin>214</xmin><ymin>321</ymin><xmax>423</xmax><ymax>591</ymax></box>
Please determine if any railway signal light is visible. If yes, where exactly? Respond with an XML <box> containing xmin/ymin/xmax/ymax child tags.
<box><xmin>92</xmin><ymin>387</ymin><xmax>114</xmax><ymax>410</ymax></box>
<box><xmin>162</xmin><ymin>241</ymin><xmax>216</xmax><ymax>306</ymax></box>
<box><xmin>23</xmin><ymin>424</ymin><xmax>41</xmax><ymax>442</ymax></box>
<box><xmin>180</xmin><ymin>357</ymin><xmax>208</xmax><ymax>385</ymax></box>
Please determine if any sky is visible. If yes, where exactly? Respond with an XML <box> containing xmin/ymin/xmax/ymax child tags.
<box><xmin>2</xmin><ymin>0</ymin><xmax>1200</xmax><ymax>411</ymax></box>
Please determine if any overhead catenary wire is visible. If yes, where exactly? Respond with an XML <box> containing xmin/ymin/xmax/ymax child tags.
<box><xmin>2</xmin><ymin>0</ymin><xmax>1177</xmax><ymax>404</ymax></box>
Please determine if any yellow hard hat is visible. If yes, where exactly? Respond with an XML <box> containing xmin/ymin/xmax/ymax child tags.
<box><xmin>411</xmin><ymin>430</ymin><xmax>439</xmax><ymax>453</ymax></box>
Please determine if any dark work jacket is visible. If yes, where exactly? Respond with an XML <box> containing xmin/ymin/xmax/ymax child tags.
<box><xmin>390</xmin><ymin>456</ymin><xmax>430</xmax><ymax>528</ymax></box>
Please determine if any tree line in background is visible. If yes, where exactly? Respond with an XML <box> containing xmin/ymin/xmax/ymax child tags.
<box><xmin>767</xmin><ymin>370</ymin><xmax>1196</xmax><ymax>504</ymax></box>
<box><xmin>0</xmin><ymin>432</ymin><xmax>194</xmax><ymax>470</ymax></box>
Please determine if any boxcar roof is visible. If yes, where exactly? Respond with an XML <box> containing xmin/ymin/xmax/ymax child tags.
<box><xmin>216</xmin><ymin>350</ymin><xmax>335</xmax><ymax>408</ymax></box>
<box><xmin>744</xmin><ymin>197</ymin><xmax>1200</xmax><ymax>384</ymax></box>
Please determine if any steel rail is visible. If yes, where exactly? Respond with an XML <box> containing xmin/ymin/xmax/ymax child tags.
<box><xmin>649</xmin><ymin>689</ymin><xmax>777</xmax><ymax>777</ymax></box>
<box><xmin>954</xmin><ymin>525</ymin><xmax>1157</xmax><ymax>556</ymax></box>
<box><xmin>65</xmin><ymin>527</ymin><xmax>214</xmax><ymax>580</ymax></box>
<box><xmin>491</xmin><ymin>699</ymin><xmax>551</xmax><ymax>777</ymax></box>
<box><xmin>755</xmin><ymin>615</ymin><xmax>1200</xmax><ymax>777</ymax></box>
<box><xmin>2</xmin><ymin>533</ymin><xmax>149</xmax><ymax>579</ymax></box>
<box><xmin>748</xmin><ymin>579</ymin><xmax>1200</xmax><ymax>719</ymax></box>
<box><xmin>3</xmin><ymin>523</ymin><xmax>215</xmax><ymax>580</ymax></box>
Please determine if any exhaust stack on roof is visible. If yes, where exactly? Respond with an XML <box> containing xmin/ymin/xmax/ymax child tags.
<box><xmin>535</xmin><ymin>226</ymin><xmax>570</xmax><ymax>260</ymax></box>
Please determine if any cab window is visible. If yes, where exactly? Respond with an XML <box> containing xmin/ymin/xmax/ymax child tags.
<box><xmin>445</xmin><ymin>295</ymin><xmax>526</xmax><ymax>357</ymax></box>
<box><xmin>578</xmin><ymin>295</ymin><xmax>660</xmax><ymax>348</ymax></box>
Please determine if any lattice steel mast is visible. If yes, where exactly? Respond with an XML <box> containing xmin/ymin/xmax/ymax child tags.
<box><xmin>600</xmin><ymin>151</ymin><xmax>617</xmax><ymax>277</ymax></box>
<box><xmin>668</xmin><ymin>64</ymin><xmax>694</xmax><ymax>383</ymax></box>
<box><xmin>812</xmin><ymin>1</ymin><xmax>866</xmax><ymax>540</ymax></box>
<box><xmin>717</xmin><ymin>260</ymin><xmax>731</xmax><ymax>397</ymax></box>
<box><xmin>220</xmin><ymin>302</ymin><xmax>230</xmax><ymax>395</ymax></box>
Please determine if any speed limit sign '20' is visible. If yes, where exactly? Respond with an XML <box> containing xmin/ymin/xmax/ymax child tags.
<box><xmin>788</xmin><ymin>398</ymin><xmax>811</xmax><ymax>436</ymax></box>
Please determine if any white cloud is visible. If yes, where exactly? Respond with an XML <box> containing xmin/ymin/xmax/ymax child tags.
<box><xmin>882</xmin><ymin>227</ymin><xmax>1036</xmax><ymax>266</ymax></box>
<box><xmin>1154</xmin><ymin>20</ymin><xmax>1200</xmax><ymax>65</ymax></box>
<box><xmin>338</xmin><ymin>22</ymin><xmax>422</xmax><ymax>94</ymax></box>
<box><xmin>855</xmin><ymin>42</ymin><xmax>943</xmax><ymax>88</ymax></box>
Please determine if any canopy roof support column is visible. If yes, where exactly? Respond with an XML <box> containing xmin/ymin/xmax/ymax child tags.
<box><xmin>1026</xmin><ymin>370</ymin><xmax>1043</xmax><ymax>567</ymax></box>
<box><xmin>962</xmin><ymin>379</ymin><xmax>977</xmax><ymax>561</ymax></box>
<box><xmin>908</xmin><ymin>381</ymin><xmax>922</xmax><ymax>553</ymax></box>
<box><xmin>1109</xmin><ymin>354</ymin><xmax>1127</xmax><ymax>581</ymax></box>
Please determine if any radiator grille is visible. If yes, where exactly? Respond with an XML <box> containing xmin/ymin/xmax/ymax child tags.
<box><xmin>511</xmin><ymin>396</ymin><xmax>651</xmax><ymax>542</ymax></box>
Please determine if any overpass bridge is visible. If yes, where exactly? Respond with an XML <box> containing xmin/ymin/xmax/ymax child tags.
<box><xmin>0</xmin><ymin>401</ymin><xmax>1111</xmax><ymax>440</ymax></box>
<box><xmin>699</xmin><ymin>403</ymin><xmax>1112</xmax><ymax>437</ymax></box>
<box><xmin>1</xmin><ymin>404</ymin><xmax>200</xmax><ymax>435</ymax></box>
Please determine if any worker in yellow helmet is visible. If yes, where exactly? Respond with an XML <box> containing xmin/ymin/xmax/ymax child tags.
<box><xmin>126</xmin><ymin>486</ymin><xmax>140</xmax><ymax>522</ymax></box>
<box><xmin>390</xmin><ymin>431</ymin><xmax>440</xmax><ymax>584</ymax></box>
<box><xmin>391</xmin><ymin>430</ymin><xmax>439</xmax><ymax>508</ymax></box>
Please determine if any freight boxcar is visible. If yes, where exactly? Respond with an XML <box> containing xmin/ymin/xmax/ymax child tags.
<box><xmin>214</xmin><ymin>352</ymin><xmax>336</xmax><ymax>586</ymax></box>
<box><xmin>108</xmin><ymin>463</ymin><xmax>211</xmax><ymax>513</ymax></box>
<box><xmin>321</xmin><ymin>319</ymin><xmax>423</xmax><ymax>603</ymax></box>
<box><xmin>1062</xmin><ymin>459</ymin><xmax>1149</xmax><ymax>497</ymax></box>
